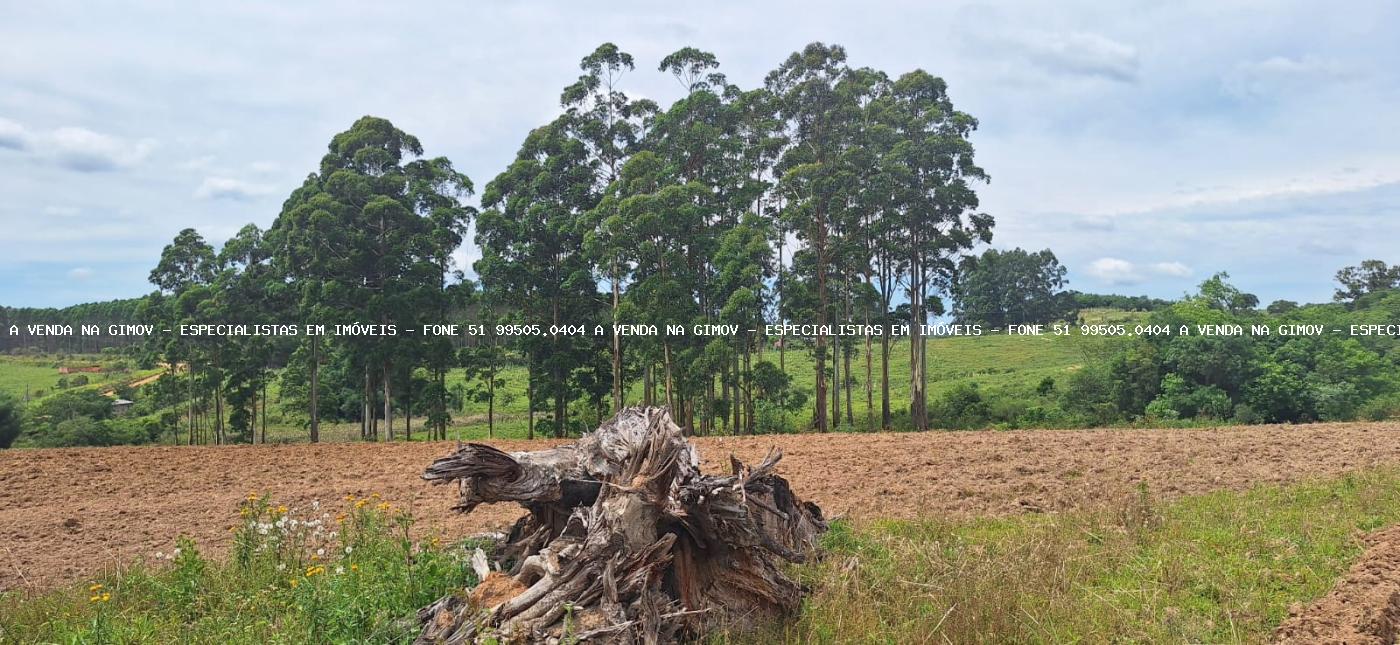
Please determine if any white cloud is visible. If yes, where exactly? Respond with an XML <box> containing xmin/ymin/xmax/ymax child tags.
<box><xmin>45</xmin><ymin>126</ymin><xmax>157</xmax><ymax>172</ymax></box>
<box><xmin>1298</xmin><ymin>239</ymin><xmax>1354</xmax><ymax>256</ymax></box>
<box><xmin>1019</xmin><ymin>30</ymin><xmax>1140</xmax><ymax>83</ymax></box>
<box><xmin>1084</xmin><ymin>258</ymin><xmax>1191</xmax><ymax>285</ymax></box>
<box><xmin>1149</xmin><ymin>261</ymin><xmax>1192</xmax><ymax>278</ymax></box>
<box><xmin>67</xmin><ymin>267</ymin><xmax>94</xmax><ymax>280</ymax></box>
<box><xmin>959</xmin><ymin>12</ymin><xmax>1140</xmax><ymax>84</ymax></box>
<box><xmin>1225</xmin><ymin>56</ymin><xmax>1358</xmax><ymax>98</ymax></box>
<box><xmin>1085</xmin><ymin>257</ymin><xmax>1141</xmax><ymax>285</ymax></box>
<box><xmin>194</xmin><ymin>176</ymin><xmax>274</xmax><ymax>200</ymax></box>
<box><xmin>44</xmin><ymin>205</ymin><xmax>80</xmax><ymax>217</ymax></box>
<box><xmin>0</xmin><ymin>116</ymin><xmax>33</xmax><ymax>150</ymax></box>
<box><xmin>248</xmin><ymin>160</ymin><xmax>280</xmax><ymax>173</ymax></box>
<box><xmin>0</xmin><ymin>118</ymin><xmax>156</xmax><ymax>170</ymax></box>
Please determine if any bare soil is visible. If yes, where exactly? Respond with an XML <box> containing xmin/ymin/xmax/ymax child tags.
<box><xmin>4</xmin><ymin>422</ymin><xmax>1400</xmax><ymax>594</ymax></box>
<box><xmin>1275</xmin><ymin>525</ymin><xmax>1400</xmax><ymax>644</ymax></box>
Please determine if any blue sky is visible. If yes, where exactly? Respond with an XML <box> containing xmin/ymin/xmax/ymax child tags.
<box><xmin>2</xmin><ymin>0</ymin><xmax>1397</xmax><ymax>308</ymax></box>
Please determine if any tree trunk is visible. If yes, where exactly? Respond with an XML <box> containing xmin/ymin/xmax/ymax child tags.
<box><xmin>384</xmin><ymin>362</ymin><xmax>394</xmax><ymax>442</ymax></box>
<box><xmin>309</xmin><ymin>339</ymin><xmax>319</xmax><ymax>443</ymax></box>
<box><xmin>612</xmin><ymin>270</ymin><xmax>623</xmax><ymax>414</ymax></box>
<box><xmin>910</xmin><ymin>250</ymin><xmax>927</xmax><ymax>432</ymax></box>
<box><xmin>417</xmin><ymin>407</ymin><xmax>826</xmax><ymax>643</ymax></box>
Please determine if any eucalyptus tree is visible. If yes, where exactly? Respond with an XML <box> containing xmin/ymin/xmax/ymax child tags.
<box><xmin>881</xmin><ymin>70</ymin><xmax>993</xmax><ymax>431</ymax></box>
<box><xmin>476</xmin><ymin>113</ymin><xmax>600</xmax><ymax>438</ymax></box>
<box><xmin>147</xmin><ymin>228</ymin><xmax>217</xmax><ymax>443</ymax></box>
<box><xmin>711</xmin><ymin>212</ymin><xmax>775</xmax><ymax>433</ymax></box>
<box><xmin>566</xmin><ymin>43</ymin><xmax>656</xmax><ymax>414</ymax></box>
<box><xmin>268</xmin><ymin>116</ymin><xmax>472</xmax><ymax>441</ymax></box>
<box><xmin>765</xmin><ymin>42</ymin><xmax>863</xmax><ymax>432</ymax></box>
<box><xmin>213</xmin><ymin>223</ymin><xmax>285</xmax><ymax>443</ymax></box>
<box><xmin>597</xmin><ymin>47</ymin><xmax>770</xmax><ymax>433</ymax></box>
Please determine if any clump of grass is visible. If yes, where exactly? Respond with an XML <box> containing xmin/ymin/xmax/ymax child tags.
<box><xmin>0</xmin><ymin>493</ymin><xmax>480</xmax><ymax>644</ymax></box>
<box><xmin>739</xmin><ymin>469</ymin><xmax>1400</xmax><ymax>644</ymax></box>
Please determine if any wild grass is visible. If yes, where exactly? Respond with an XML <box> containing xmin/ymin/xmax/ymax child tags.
<box><xmin>3</xmin><ymin>469</ymin><xmax>1396</xmax><ymax>643</ymax></box>
<box><xmin>0</xmin><ymin>355</ymin><xmax>161</xmax><ymax>403</ymax></box>
<box><xmin>255</xmin><ymin>332</ymin><xmax>1108</xmax><ymax>442</ymax></box>
<box><xmin>0</xmin><ymin>494</ymin><xmax>480</xmax><ymax>644</ymax></box>
<box><xmin>744</xmin><ymin>468</ymin><xmax>1400</xmax><ymax>644</ymax></box>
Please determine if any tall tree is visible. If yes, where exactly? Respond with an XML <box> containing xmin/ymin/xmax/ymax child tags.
<box><xmin>881</xmin><ymin>70</ymin><xmax>992</xmax><ymax>431</ymax></box>
<box><xmin>148</xmin><ymin>228</ymin><xmax>217</xmax><ymax>444</ymax></box>
<box><xmin>477</xmin><ymin>115</ymin><xmax>599</xmax><ymax>438</ymax></box>
<box><xmin>1334</xmin><ymin>260</ymin><xmax>1400</xmax><ymax>303</ymax></box>
<box><xmin>766</xmin><ymin>42</ymin><xmax>860</xmax><ymax>432</ymax></box>
<box><xmin>268</xmin><ymin>116</ymin><xmax>472</xmax><ymax>441</ymax></box>
<box><xmin>567</xmin><ymin>43</ymin><xmax>656</xmax><ymax>415</ymax></box>
<box><xmin>953</xmin><ymin>248</ymin><xmax>1072</xmax><ymax>327</ymax></box>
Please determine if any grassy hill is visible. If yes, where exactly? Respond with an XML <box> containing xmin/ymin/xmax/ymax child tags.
<box><xmin>3</xmin><ymin>315</ymin><xmax>1138</xmax><ymax>445</ymax></box>
<box><xmin>0</xmin><ymin>354</ymin><xmax>162</xmax><ymax>403</ymax></box>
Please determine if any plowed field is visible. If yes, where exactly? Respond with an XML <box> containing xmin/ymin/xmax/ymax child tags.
<box><xmin>5</xmin><ymin>422</ymin><xmax>1400</xmax><ymax>593</ymax></box>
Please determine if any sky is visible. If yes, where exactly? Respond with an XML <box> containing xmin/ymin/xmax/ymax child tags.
<box><xmin>2</xmin><ymin>0</ymin><xmax>1397</xmax><ymax>308</ymax></box>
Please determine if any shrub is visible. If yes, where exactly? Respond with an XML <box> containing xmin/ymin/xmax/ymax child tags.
<box><xmin>753</xmin><ymin>400</ymin><xmax>797</xmax><ymax>434</ymax></box>
<box><xmin>1147</xmin><ymin>375</ymin><xmax>1233</xmax><ymax>421</ymax></box>
<box><xmin>931</xmin><ymin>383</ymin><xmax>990</xmax><ymax>429</ymax></box>
<box><xmin>1059</xmin><ymin>366</ymin><xmax>1119</xmax><ymax>426</ymax></box>
<box><xmin>0</xmin><ymin>494</ymin><xmax>478</xmax><ymax>643</ymax></box>
<box><xmin>1231</xmin><ymin>403</ymin><xmax>1264</xmax><ymax>425</ymax></box>
<box><xmin>1360</xmin><ymin>395</ymin><xmax>1400</xmax><ymax>421</ymax></box>
<box><xmin>35</xmin><ymin>417</ymin><xmax>118</xmax><ymax>448</ymax></box>
<box><xmin>1313</xmin><ymin>381</ymin><xmax>1362</xmax><ymax>422</ymax></box>
<box><xmin>0</xmin><ymin>394</ymin><xmax>20</xmax><ymax>449</ymax></box>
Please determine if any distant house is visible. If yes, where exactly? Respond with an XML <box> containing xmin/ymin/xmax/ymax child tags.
<box><xmin>111</xmin><ymin>399</ymin><xmax>134</xmax><ymax>416</ymax></box>
<box><xmin>58</xmin><ymin>365</ymin><xmax>103</xmax><ymax>375</ymax></box>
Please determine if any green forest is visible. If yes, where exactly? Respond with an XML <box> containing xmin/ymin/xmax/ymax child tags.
<box><xmin>2</xmin><ymin>43</ymin><xmax>1400</xmax><ymax>450</ymax></box>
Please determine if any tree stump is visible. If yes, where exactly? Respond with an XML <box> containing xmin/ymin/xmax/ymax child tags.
<box><xmin>415</xmin><ymin>406</ymin><xmax>826</xmax><ymax>644</ymax></box>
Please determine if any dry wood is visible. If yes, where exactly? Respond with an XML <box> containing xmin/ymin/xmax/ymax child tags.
<box><xmin>415</xmin><ymin>406</ymin><xmax>826</xmax><ymax>644</ymax></box>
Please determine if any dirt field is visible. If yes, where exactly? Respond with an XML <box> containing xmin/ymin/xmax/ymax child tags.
<box><xmin>1275</xmin><ymin>524</ymin><xmax>1400</xmax><ymax>644</ymax></box>
<box><xmin>5</xmin><ymin>422</ymin><xmax>1400</xmax><ymax>594</ymax></box>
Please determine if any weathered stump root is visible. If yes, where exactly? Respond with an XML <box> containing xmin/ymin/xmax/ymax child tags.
<box><xmin>415</xmin><ymin>407</ymin><xmax>826</xmax><ymax>644</ymax></box>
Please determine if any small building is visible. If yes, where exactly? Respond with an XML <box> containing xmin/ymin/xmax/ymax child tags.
<box><xmin>111</xmin><ymin>399</ymin><xmax>134</xmax><ymax>416</ymax></box>
<box><xmin>58</xmin><ymin>366</ymin><xmax>104</xmax><ymax>374</ymax></box>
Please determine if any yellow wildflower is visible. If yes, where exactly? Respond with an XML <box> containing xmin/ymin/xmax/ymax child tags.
<box><xmin>289</xmin><ymin>578</ymin><xmax>300</xmax><ymax>589</ymax></box>
<box><xmin>88</xmin><ymin>583</ymin><xmax>103</xmax><ymax>592</ymax></box>
<box><xmin>350</xmin><ymin>564</ymin><xmax>359</xmax><ymax>572</ymax></box>
<box><xmin>355</xmin><ymin>499</ymin><xmax>368</xmax><ymax>509</ymax></box>
<box><xmin>276</xmin><ymin>505</ymin><xmax>289</xmax><ymax>515</ymax></box>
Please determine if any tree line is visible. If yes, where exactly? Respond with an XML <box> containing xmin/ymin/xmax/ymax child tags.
<box><xmin>107</xmin><ymin>41</ymin><xmax>997</xmax><ymax>444</ymax></box>
<box><xmin>6</xmin><ymin>43</ymin><xmax>1399</xmax><ymax>447</ymax></box>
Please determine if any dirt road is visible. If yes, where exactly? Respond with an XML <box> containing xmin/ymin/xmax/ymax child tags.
<box><xmin>4</xmin><ymin>422</ymin><xmax>1400</xmax><ymax>593</ymax></box>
